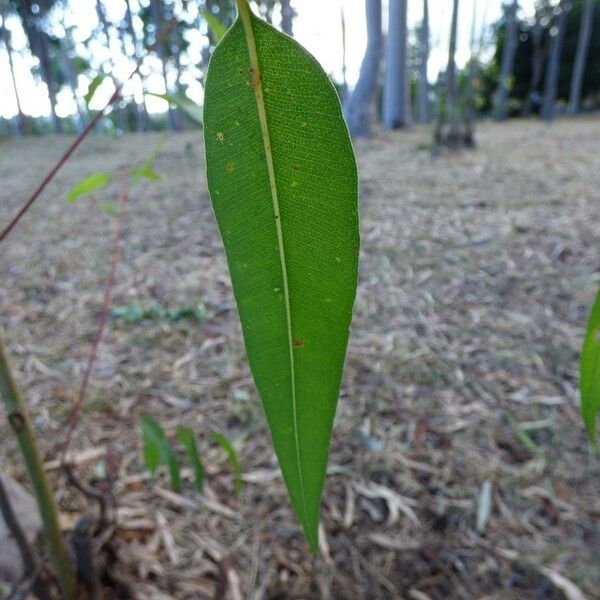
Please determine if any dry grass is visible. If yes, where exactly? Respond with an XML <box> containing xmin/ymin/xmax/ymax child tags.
<box><xmin>1</xmin><ymin>117</ymin><xmax>600</xmax><ymax>599</ymax></box>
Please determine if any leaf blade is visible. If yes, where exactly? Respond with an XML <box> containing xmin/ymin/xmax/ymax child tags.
<box><xmin>203</xmin><ymin>5</ymin><xmax>359</xmax><ymax>551</ymax></box>
<box><xmin>67</xmin><ymin>172</ymin><xmax>111</xmax><ymax>202</ymax></box>
<box><xmin>581</xmin><ymin>288</ymin><xmax>600</xmax><ymax>447</ymax></box>
<box><xmin>176</xmin><ymin>425</ymin><xmax>204</xmax><ymax>494</ymax></box>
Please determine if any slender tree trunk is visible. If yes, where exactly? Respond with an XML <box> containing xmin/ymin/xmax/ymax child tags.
<box><xmin>280</xmin><ymin>0</ymin><xmax>294</xmax><ymax>36</ymax></box>
<box><xmin>17</xmin><ymin>1</ymin><xmax>62</xmax><ymax>132</ymax></box>
<box><xmin>541</xmin><ymin>0</ymin><xmax>568</xmax><ymax>120</ymax></box>
<box><xmin>343</xmin><ymin>0</ymin><xmax>383</xmax><ymax>137</ymax></box>
<box><xmin>464</xmin><ymin>0</ymin><xmax>479</xmax><ymax>146</ymax></box>
<box><xmin>58</xmin><ymin>33</ymin><xmax>86</xmax><ymax>132</ymax></box>
<box><xmin>568</xmin><ymin>0</ymin><xmax>594</xmax><ymax>114</ymax></box>
<box><xmin>0</xmin><ymin>8</ymin><xmax>27</xmax><ymax>135</ymax></box>
<box><xmin>383</xmin><ymin>0</ymin><xmax>410</xmax><ymax>129</ymax></box>
<box><xmin>340</xmin><ymin>7</ymin><xmax>347</xmax><ymax>100</ymax></box>
<box><xmin>96</xmin><ymin>0</ymin><xmax>127</xmax><ymax>131</ymax></box>
<box><xmin>522</xmin><ymin>15</ymin><xmax>545</xmax><ymax>116</ymax></box>
<box><xmin>417</xmin><ymin>0</ymin><xmax>430</xmax><ymax>123</ymax></box>
<box><xmin>124</xmin><ymin>0</ymin><xmax>150</xmax><ymax>131</ymax></box>
<box><xmin>151</xmin><ymin>0</ymin><xmax>177</xmax><ymax>131</ymax></box>
<box><xmin>493</xmin><ymin>0</ymin><xmax>519</xmax><ymax>120</ymax></box>
<box><xmin>446</xmin><ymin>0</ymin><xmax>460</xmax><ymax>138</ymax></box>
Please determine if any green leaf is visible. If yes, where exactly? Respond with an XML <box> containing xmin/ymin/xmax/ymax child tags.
<box><xmin>140</xmin><ymin>416</ymin><xmax>182</xmax><ymax>492</ymax></box>
<box><xmin>203</xmin><ymin>3</ymin><xmax>358</xmax><ymax>552</ymax></box>
<box><xmin>581</xmin><ymin>288</ymin><xmax>600</xmax><ymax>447</ymax></box>
<box><xmin>201</xmin><ymin>8</ymin><xmax>226</xmax><ymax>42</ymax></box>
<box><xmin>130</xmin><ymin>135</ymin><xmax>167</xmax><ymax>183</ymax></box>
<box><xmin>99</xmin><ymin>201</ymin><xmax>120</xmax><ymax>216</ymax></box>
<box><xmin>211</xmin><ymin>431</ymin><xmax>241</xmax><ymax>497</ymax></box>
<box><xmin>146</xmin><ymin>92</ymin><xmax>203</xmax><ymax>124</ymax></box>
<box><xmin>176</xmin><ymin>426</ymin><xmax>204</xmax><ymax>494</ymax></box>
<box><xmin>67</xmin><ymin>172</ymin><xmax>111</xmax><ymax>202</ymax></box>
<box><xmin>141</xmin><ymin>416</ymin><xmax>164</xmax><ymax>474</ymax></box>
<box><xmin>132</xmin><ymin>164</ymin><xmax>161</xmax><ymax>181</ymax></box>
<box><xmin>84</xmin><ymin>75</ymin><xmax>105</xmax><ymax>107</ymax></box>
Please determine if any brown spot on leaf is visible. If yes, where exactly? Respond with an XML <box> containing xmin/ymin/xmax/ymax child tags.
<box><xmin>293</xmin><ymin>338</ymin><xmax>305</xmax><ymax>348</ymax></box>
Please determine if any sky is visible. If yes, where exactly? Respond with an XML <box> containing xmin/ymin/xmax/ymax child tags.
<box><xmin>0</xmin><ymin>0</ymin><xmax>537</xmax><ymax>120</ymax></box>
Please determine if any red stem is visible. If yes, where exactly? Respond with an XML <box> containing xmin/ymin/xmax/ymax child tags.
<box><xmin>61</xmin><ymin>173</ymin><xmax>127</xmax><ymax>459</ymax></box>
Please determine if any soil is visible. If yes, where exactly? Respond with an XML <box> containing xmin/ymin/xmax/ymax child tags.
<box><xmin>1</xmin><ymin>117</ymin><xmax>599</xmax><ymax>599</ymax></box>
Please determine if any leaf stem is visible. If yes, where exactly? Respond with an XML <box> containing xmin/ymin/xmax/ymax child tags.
<box><xmin>0</xmin><ymin>332</ymin><xmax>78</xmax><ymax>599</ymax></box>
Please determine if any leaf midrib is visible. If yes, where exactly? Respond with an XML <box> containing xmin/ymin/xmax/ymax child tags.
<box><xmin>235</xmin><ymin>1</ymin><xmax>311</xmax><ymax>534</ymax></box>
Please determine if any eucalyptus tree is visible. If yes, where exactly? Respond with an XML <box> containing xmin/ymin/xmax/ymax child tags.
<box><xmin>382</xmin><ymin>0</ymin><xmax>410</xmax><ymax>128</ymax></box>
<box><xmin>445</xmin><ymin>0</ymin><xmax>460</xmax><ymax>139</ymax></box>
<box><xmin>493</xmin><ymin>0</ymin><xmax>519</xmax><ymax>120</ymax></box>
<box><xmin>521</xmin><ymin>6</ymin><xmax>548</xmax><ymax>116</ymax></box>
<box><xmin>280</xmin><ymin>0</ymin><xmax>294</xmax><ymax>35</ymax></box>
<box><xmin>123</xmin><ymin>0</ymin><xmax>150</xmax><ymax>131</ymax></box>
<box><xmin>541</xmin><ymin>0</ymin><xmax>568</xmax><ymax>120</ymax></box>
<box><xmin>417</xmin><ymin>0</ymin><xmax>430</xmax><ymax>123</ymax></box>
<box><xmin>0</xmin><ymin>2</ymin><xmax>26</xmax><ymax>135</ymax></box>
<box><xmin>149</xmin><ymin>0</ymin><xmax>179</xmax><ymax>130</ymax></box>
<box><xmin>95</xmin><ymin>0</ymin><xmax>127</xmax><ymax>131</ymax></box>
<box><xmin>16</xmin><ymin>0</ymin><xmax>62</xmax><ymax>132</ymax></box>
<box><xmin>344</xmin><ymin>0</ymin><xmax>383</xmax><ymax>136</ymax></box>
<box><xmin>568</xmin><ymin>0</ymin><xmax>595</xmax><ymax>113</ymax></box>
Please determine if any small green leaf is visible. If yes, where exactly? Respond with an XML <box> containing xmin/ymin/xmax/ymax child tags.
<box><xmin>203</xmin><ymin>2</ymin><xmax>359</xmax><ymax>551</ymax></box>
<box><xmin>176</xmin><ymin>426</ymin><xmax>204</xmax><ymax>494</ymax></box>
<box><xmin>67</xmin><ymin>172</ymin><xmax>111</xmax><ymax>202</ymax></box>
<box><xmin>141</xmin><ymin>416</ymin><xmax>182</xmax><ymax>492</ymax></box>
<box><xmin>581</xmin><ymin>288</ymin><xmax>600</xmax><ymax>447</ymax></box>
<box><xmin>211</xmin><ymin>431</ymin><xmax>241</xmax><ymax>496</ymax></box>
<box><xmin>146</xmin><ymin>92</ymin><xmax>203</xmax><ymax>124</ymax></box>
<box><xmin>99</xmin><ymin>201</ymin><xmax>120</xmax><ymax>216</ymax></box>
<box><xmin>141</xmin><ymin>416</ymin><xmax>164</xmax><ymax>474</ymax></box>
<box><xmin>201</xmin><ymin>8</ymin><xmax>226</xmax><ymax>42</ymax></box>
<box><xmin>132</xmin><ymin>164</ymin><xmax>161</xmax><ymax>181</ymax></box>
<box><xmin>131</xmin><ymin>135</ymin><xmax>166</xmax><ymax>183</ymax></box>
<box><xmin>164</xmin><ymin>444</ymin><xmax>182</xmax><ymax>493</ymax></box>
<box><xmin>84</xmin><ymin>75</ymin><xmax>105</xmax><ymax>107</ymax></box>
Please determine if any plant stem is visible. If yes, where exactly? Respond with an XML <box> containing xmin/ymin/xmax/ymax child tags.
<box><xmin>0</xmin><ymin>332</ymin><xmax>78</xmax><ymax>600</ymax></box>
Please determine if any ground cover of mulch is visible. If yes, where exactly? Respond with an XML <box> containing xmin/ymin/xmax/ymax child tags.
<box><xmin>1</xmin><ymin>117</ymin><xmax>599</xmax><ymax>599</ymax></box>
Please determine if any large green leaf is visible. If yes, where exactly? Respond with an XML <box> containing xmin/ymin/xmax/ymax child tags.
<box><xmin>203</xmin><ymin>2</ymin><xmax>359</xmax><ymax>551</ymax></box>
<box><xmin>581</xmin><ymin>288</ymin><xmax>600</xmax><ymax>447</ymax></box>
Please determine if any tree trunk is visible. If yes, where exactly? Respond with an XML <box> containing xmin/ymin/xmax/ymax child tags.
<box><xmin>150</xmin><ymin>0</ymin><xmax>178</xmax><ymax>131</ymax></box>
<box><xmin>280</xmin><ymin>0</ymin><xmax>294</xmax><ymax>36</ymax></box>
<box><xmin>493</xmin><ymin>0</ymin><xmax>519</xmax><ymax>120</ymax></box>
<box><xmin>567</xmin><ymin>0</ymin><xmax>594</xmax><ymax>114</ymax></box>
<box><xmin>17</xmin><ymin>1</ymin><xmax>62</xmax><ymax>133</ymax></box>
<box><xmin>0</xmin><ymin>8</ymin><xmax>27</xmax><ymax>135</ymax></box>
<box><xmin>464</xmin><ymin>0</ymin><xmax>479</xmax><ymax>146</ymax></box>
<box><xmin>343</xmin><ymin>0</ymin><xmax>383</xmax><ymax>137</ymax></box>
<box><xmin>522</xmin><ymin>14</ymin><xmax>545</xmax><ymax>116</ymax></box>
<box><xmin>541</xmin><ymin>0</ymin><xmax>568</xmax><ymax>121</ymax></box>
<box><xmin>96</xmin><ymin>0</ymin><xmax>127</xmax><ymax>131</ymax></box>
<box><xmin>446</xmin><ymin>0</ymin><xmax>460</xmax><ymax>138</ymax></box>
<box><xmin>124</xmin><ymin>0</ymin><xmax>150</xmax><ymax>131</ymax></box>
<box><xmin>417</xmin><ymin>0</ymin><xmax>429</xmax><ymax>123</ymax></box>
<box><xmin>58</xmin><ymin>33</ymin><xmax>86</xmax><ymax>133</ymax></box>
<box><xmin>383</xmin><ymin>0</ymin><xmax>410</xmax><ymax>129</ymax></box>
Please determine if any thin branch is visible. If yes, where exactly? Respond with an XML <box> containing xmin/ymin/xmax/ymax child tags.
<box><xmin>61</xmin><ymin>173</ymin><xmax>128</xmax><ymax>460</ymax></box>
<box><xmin>0</xmin><ymin>18</ymin><xmax>176</xmax><ymax>246</ymax></box>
